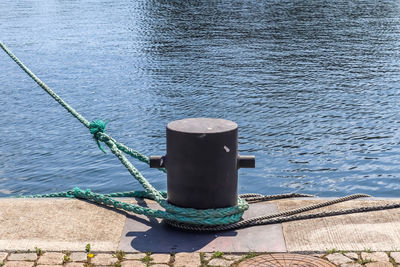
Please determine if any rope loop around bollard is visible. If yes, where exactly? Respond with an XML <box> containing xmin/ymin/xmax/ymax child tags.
<box><xmin>2</xmin><ymin>41</ymin><xmax>400</xmax><ymax>231</ymax></box>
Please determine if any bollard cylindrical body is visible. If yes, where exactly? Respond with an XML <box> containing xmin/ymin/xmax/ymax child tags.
<box><xmin>166</xmin><ymin>118</ymin><xmax>238</xmax><ymax>209</ymax></box>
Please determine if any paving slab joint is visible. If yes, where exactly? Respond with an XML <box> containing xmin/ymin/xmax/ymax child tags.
<box><xmin>169</xmin><ymin>253</ymin><xmax>175</xmax><ymax>266</ymax></box>
<box><xmin>0</xmin><ymin>252</ymin><xmax>9</xmax><ymax>264</ymax></box>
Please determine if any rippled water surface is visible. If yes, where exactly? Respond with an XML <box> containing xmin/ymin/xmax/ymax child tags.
<box><xmin>1</xmin><ymin>0</ymin><xmax>400</xmax><ymax>197</ymax></box>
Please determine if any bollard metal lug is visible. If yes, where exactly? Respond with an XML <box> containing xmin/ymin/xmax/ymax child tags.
<box><xmin>238</xmin><ymin>155</ymin><xmax>255</xmax><ymax>168</ymax></box>
<box><xmin>149</xmin><ymin>155</ymin><xmax>166</xmax><ymax>168</ymax></box>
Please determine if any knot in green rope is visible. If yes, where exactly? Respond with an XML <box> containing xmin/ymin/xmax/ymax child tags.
<box><xmin>89</xmin><ymin>120</ymin><xmax>108</xmax><ymax>153</ymax></box>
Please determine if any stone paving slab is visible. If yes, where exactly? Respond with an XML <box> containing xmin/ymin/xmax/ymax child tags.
<box><xmin>1</xmin><ymin>197</ymin><xmax>400</xmax><ymax>254</ymax></box>
<box><xmin>121</xmin><ymin>261</ymin><xmax>146</xmax><ymax>267</ymax></box>
<box><xmin>7</xmin><ymin>252</ymin><xmax>36</xmax><ymax>261</ymax></box>
<box><xmin>70</xmin><ymin>252</ymin><xmax>87</xmax><ymax>262</ymax></box>
<box><xmin>361</xmin><ymin>252</ymin><xmax>390</xmax><ymax>262</ymax></box>
<box><xmin>0</xmin><ymin>252</ymin><xmax>8</xmax><ymax>262</ymax></box>
<box><xmin>119</xmin><ymin>201</ymin><xmax>286</xmax><ymax>253</ymax></box>
<box><xmin>151</xmin><ymin>253</ymin><xmax>171</xmax><ymax>263</ymax></box>
<box><xmin>0</xmin><ymin>198</ymin><xmax>126</xmax><ymax>251</ymax></box>
<box><xmin>391</xmin><ymin>252</ymin><xmax>400</xmax><ymax>264</ymax></box>
<box><xmin>3</xmin><ymin>262</ymin><xmax>34</xmax><ymax>267</ymax></box>
<box><xmin>365</xmin><ymin>262</ymin><xmax>393</xmax><ymax>267</ymax></box>
<box><xmin>91</xmin><ymin>253</ymin><xmax>119</xmax><ymax>265</ymax></box>
<box><xmin>65</xmin><ymin>263</ymin><xmax>87</xmax><ymax>267</ymax></box>
<box><xmin>278</xmin><ymin>199</ymin><xmax>400</xmax><ymax>252</ymax></box>
<box><xmin>174</xmin><ymin>252</ymin><xmax>201</xmax><ymax>267</ymax></box>
<box><xmin>124</xmin><ymin>253</ymin><xmax>146</xmax><ymax>260</ymax></box>
<box><xmin>36</xmin><ymin>252</ymin><xmax>64</xmax><ymax>265</ymax></box>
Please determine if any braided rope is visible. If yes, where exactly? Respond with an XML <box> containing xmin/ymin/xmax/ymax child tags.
<box><xmin>166</xmin><ymin>197</ymin><xmax>400</xmax><ymax>231</ymax></box>
<box><xmin>165</xmin><ymin>193</ymin><xmax>372</xmax><ymax>231</ymax></box>
<box><xmin>3</xmin><ymin>41</ymin><xmax>400</xmax><ymax>231</ymax></box>
<box><xmin>0</xmin><ymin>42</ymin><xmax>90</xmax><ymax>128</ymax></box>
<box><xmin>240</xmin><ymin>193</ymin><xmax>315</xmax><ymax>203</ymax></box>
<box><xmin>1</xmin><ymin>41</ymin><xmax>248</xmax><ymax>226</ymax></box>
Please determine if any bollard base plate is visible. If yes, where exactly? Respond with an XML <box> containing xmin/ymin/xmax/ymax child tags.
<box><xmin>118</xmin><ymin>200</ymin><xmax>286</xmax><ymax>252</ymax></box>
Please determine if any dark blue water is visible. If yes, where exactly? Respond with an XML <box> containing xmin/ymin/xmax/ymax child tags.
<box><xmin>1</xmin><ymin>0</ymin><xmax>400</xmax><ymax>197</ymax></box>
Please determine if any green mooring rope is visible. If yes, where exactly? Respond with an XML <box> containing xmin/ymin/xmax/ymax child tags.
<box><xmin>5</xmin><ymin>41</ymin><xmax>397</xmax><ymax>231</ymax></box>
<box><xmin>0</xmin><ymin>41</ymin><xmax>248</xmax><ymax>226</ymax></box>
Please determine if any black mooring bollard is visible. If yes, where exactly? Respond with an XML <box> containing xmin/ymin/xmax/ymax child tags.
<box><xmin>150</xmin><ymin>118</ymin><xmax>255</xmax><ymax>209</ymax></box>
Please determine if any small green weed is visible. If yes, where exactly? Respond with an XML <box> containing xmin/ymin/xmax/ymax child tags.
<box><xmin>389</xmin><ymin>256</ymin><xmax>397</xmax><ymax>267</ymax></box>
<box><xmin>230</xmin><ymin>252</ymin><xmax>258</xmax><ymax>267</ymax></box>
<box><xmin>85</xmin><ymin>243</ymin><xmax>91</xmax><ymax>253</ymax></box>
<box><xmin>115</xmin><ymin>262</ymin><xmax>121</xmax><ymax>267</ymax></box>
<box><xmin>199</xmin><ymin>252</ymin><xmax>207</xmax><ymax>267</ymax></box>
<box><xmin>113</xmin><ymin>250</ymin><xmax>125</xmax><ymax>261</ymax></box>
<box><xmin>212</xmin><ymin>251</ymin><xmax>224</xmax><ymax>258</ymax></box>
<box><xmin>199</xmin><ymin>252</ymin><xmax>205</xmax><ymax>260</ymax></box>
<box><xmin>243</xmin><ymin>252</ymin><xmax>257</xmax><ymax>259</ymax></box>
<box><xmin>358</xmin><ymin>258</ymin><xmax>372</xmax><ymax>265</ymax></box>
<box><xmin>141</xmin><ymin>252</ymin><xmax>153</xmax><ymax>263</ymax></box>
<box><xmin>87</xmin><ymin>251</ymin><xmax>95</xmax><ymax>266</ymax></box>
<box><xmin>326</xmin><ymin>248</ymin><xmax>338</xmax><ymax>254</ymax></box>
<box><xmin>63</xmin><ymin>254</ymin><xmax>71</xmax><ymax>263</ymax></box>
<box><xmin>34</xmin><ymin>246</ymin><xmax>45</xmax><ymax>256</ymax></box>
